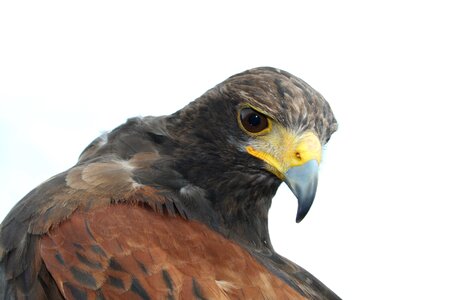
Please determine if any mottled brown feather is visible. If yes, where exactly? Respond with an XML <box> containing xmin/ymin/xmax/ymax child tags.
<box><xmin>40</xmin><ymin>204</ymin><xmax>305</xmax><ymax>299</ymax></box>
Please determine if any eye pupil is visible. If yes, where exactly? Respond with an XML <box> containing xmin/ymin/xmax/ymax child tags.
<box><xmin>248</xmin><ymin>114</ymin><xmax>261</xmax><ymax>127</ymax></box>
<box><xmin>240</xmin><ymin>107</ymin><xmax>269</xmax><ymax>133</ymax></box>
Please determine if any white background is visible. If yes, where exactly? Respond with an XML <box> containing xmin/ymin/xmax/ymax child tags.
<box><xmin>1</xmin><ymin>1</ymin><xmax>449</xmax><ymax>299</ymax></box>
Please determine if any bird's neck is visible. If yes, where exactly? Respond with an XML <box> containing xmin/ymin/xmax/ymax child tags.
<box><xmin>171</xmin><ymin>157</ymin><xmax>281</xmax><ymax>250</ymax></box>
<box><xmin>211</xmin><ymin>174</ymin><xmax>280</xmax><ymax>250</ymax></box>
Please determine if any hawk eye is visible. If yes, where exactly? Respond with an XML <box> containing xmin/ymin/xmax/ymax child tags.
<box><xmin>240</xmin><ymin>107</ymin><xmax>269</xmax><ymax>133</ymax></box>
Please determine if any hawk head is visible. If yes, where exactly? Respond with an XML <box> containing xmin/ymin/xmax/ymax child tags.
<box><xmin>162</xmin><ymin>67</ymin><xmax>337</xmax><ymax>240</ymax></box>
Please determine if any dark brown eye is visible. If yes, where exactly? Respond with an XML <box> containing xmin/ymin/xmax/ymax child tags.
<box><xmin>240</xmin><ymin>107</ymin><xmax>269</xmax><ymax>133</ymax></box>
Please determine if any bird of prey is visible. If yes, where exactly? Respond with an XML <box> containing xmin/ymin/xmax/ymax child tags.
<box><xmin>0</xmin><ymin>67</ymin><xmax>339</xmax><ymax>299</ymax></box>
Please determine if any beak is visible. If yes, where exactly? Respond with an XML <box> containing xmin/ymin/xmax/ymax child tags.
<box><xmin>284</xmin><ymin>160</ymin><xmax>319</xmax><ymax>223</ymax></box>
<box><xmin>245</xmin><ymin>130</ymin><xmax>322</xmax><ymax>223</ymax></box>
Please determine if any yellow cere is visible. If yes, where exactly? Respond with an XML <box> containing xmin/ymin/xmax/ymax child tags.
<box><xmin>245</xmin><ymin>128</ymin><xmax>322</xmax><ymax>179</ymax></box>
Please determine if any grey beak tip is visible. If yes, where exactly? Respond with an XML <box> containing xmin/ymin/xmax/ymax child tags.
<box><xmin>296</xmin><ymin>210</ymin><xmax>308</xmax><ymax>223</ymax></box>
<box><xmin>284</xmin><ymin>160</ymin><xmax>319</xmax><ymax>223</ymax></box>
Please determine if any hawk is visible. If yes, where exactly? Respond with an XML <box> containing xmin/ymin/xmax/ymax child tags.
<box><xmin>0</xmin><ymin>67</ymin><xmax>339</xmax><ymax>299</ymax></box>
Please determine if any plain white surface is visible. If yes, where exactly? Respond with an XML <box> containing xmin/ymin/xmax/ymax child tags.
<box><xmin>1</xmin><ymin>1</ymin><xmax>449</xmax><ymax>299</ymax></box>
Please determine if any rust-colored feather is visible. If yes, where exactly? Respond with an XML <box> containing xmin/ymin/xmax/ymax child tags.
<box><xmin>40</xmin><ymin>204</ymin><xmax>305</xmax><ymax>299</ymax></box>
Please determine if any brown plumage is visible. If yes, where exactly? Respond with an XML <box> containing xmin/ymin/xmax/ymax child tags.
<box><xmin>41</xmin><ymin>204</ymin><xmax>303</xmax><ymax>299</ymax></box>
<box><xmin>0</xmin><ymin>67</ymin><xmax>339</xmax><ymax>299</ymax></box>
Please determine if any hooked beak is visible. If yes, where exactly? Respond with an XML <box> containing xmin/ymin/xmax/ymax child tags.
<box><xmin>245</xmin><ymin>130</ymin><xmax>322</xmax><ymax>223</ymax></box>
<box><xmin>284</xmin><ymin>160</ymin><xmax>319</xmax><ymax>223</ymax></box>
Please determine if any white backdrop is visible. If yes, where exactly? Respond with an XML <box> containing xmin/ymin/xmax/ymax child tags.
<box><xmin>1</xmin><ymin>1</ymin><xmax>449</xmax><ymax>299</ymax></box>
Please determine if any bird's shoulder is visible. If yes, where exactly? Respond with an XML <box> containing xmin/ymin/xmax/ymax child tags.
<box><xmin>0</xmin><ymin>168</ymin><xmax>166</xmax><ymax>298</ymax></box>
